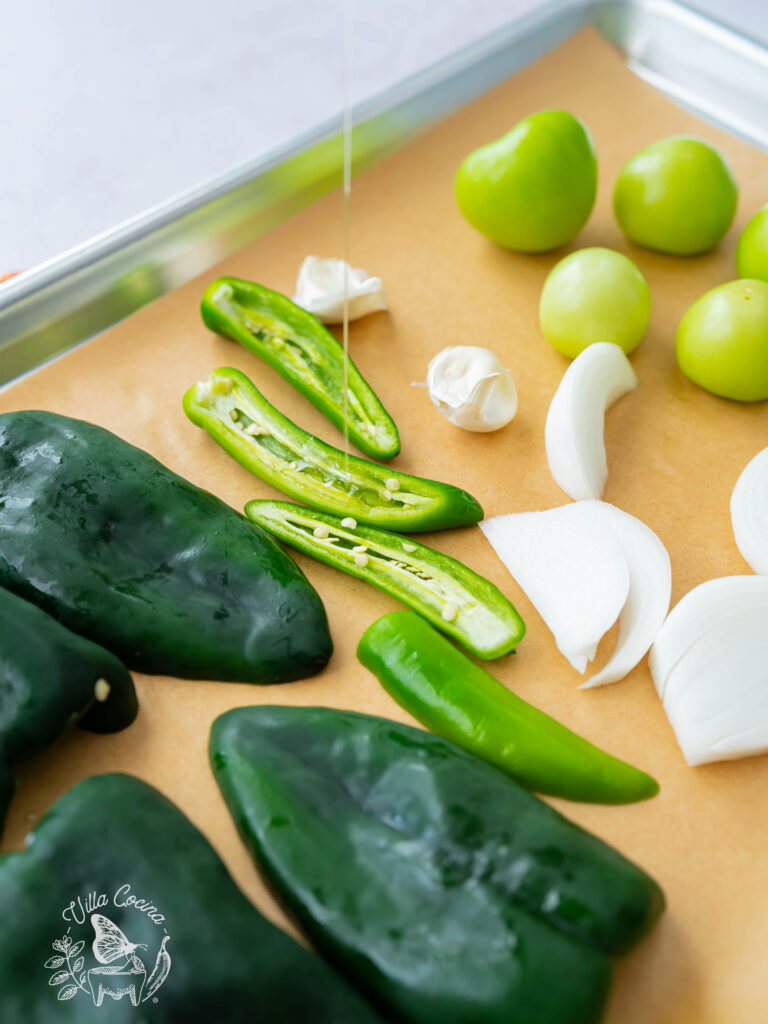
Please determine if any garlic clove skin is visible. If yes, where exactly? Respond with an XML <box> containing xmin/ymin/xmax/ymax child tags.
<box><xmin>426</xmin><ymin>346</ymin><xmax>517</xmax><ymax>432</ymax></box>
<box><xmin>293</xmin><ymin>255</ymin><xmax>387</xmax><ymax>324</ymax></box>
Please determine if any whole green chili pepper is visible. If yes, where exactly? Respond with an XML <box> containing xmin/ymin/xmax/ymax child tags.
<box><xmin>211</xmin><ymin>705</ymin><xmax>665</xmax><ymax>1024</ymax></box>
<box><xmin>0</xmin><ymin>587</ymin><xmax>138</xmax><ymax>834</ymax></box>
<box><xmin>245</xmin><ymin>500</ymin><xmax>525</xmax><ymax>659</ymax></box>
<box><xmin>201</xmin><ymin>276</ymin><xmax>400</xmax><ymax>460</ymax></box>
<box><xmin>0</xmin><ymin>773</ymin><xmax>383</xmax><ymax>1022</ymax></box>
<box><xmin>358</xmin><ymin>611</ymin><xmax>659</xmax><ymax>803</ymax></box>
<box><xmin>0</xmin><ymin>410</ymin><xmax>331</xmax><ymax>683</ymax></box>
<box><xmin>184</xmin><ymin>367</ymin><xmax>483</xmax><ymax>532</ymax></box>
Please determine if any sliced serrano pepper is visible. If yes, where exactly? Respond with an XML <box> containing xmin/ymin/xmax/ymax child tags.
<box><xmin>184</xmin><ymin>367</ymin><xmax>483</xmax><ymax>532</ymax></box>
<box><xmin>245</xmin><ymin>500</ymin><xmax>524</xmax><ymax>659</ymax></box>
<box><xmin>201</xmin><ymin>276</ymin><xmax>400</xmax><ymax>460</ymax></box>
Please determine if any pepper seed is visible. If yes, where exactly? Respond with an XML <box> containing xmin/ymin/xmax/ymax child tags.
<box><xmin>94</xmin><ymin>678</ymin><xmax>111</xmax><ymax>702</ymax></box>
<box><xmin>313</xmin><ymin>526</ymin><xmax>330</xmax><ymax>539</ymax></box>
<box><xmin>341</xmin><ymin>517</ymin><xmax>357</xmax><ymax>529</ymax></box>
<box><xmin>441</xmin><ymin>603</ymin><xmax>458</xmax><ymax>622</ymax></box>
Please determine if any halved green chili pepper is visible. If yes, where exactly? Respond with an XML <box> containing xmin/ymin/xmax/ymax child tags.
<box><xmin>0</xmin><ymin>587</ymin><xmax>138</xmax><ymax>835</ymax></box>
<box><xmin>245</xmin><ymin>500</ymin><xmax>524</xmax><ymax>659</ymax></box>
<box><xmin>184</xmin><ymin>367</ymin><xmax>483</xmax><ymax>532</ymax></box>
<box><xmin>201</xmin><ymin>276</ymin><xmax>400</xmax><ymax>460</ymax></box>
<box><xmin>358</xmin><ymin>611</ymin><xmax>659</xmax><ymax>804</ymax></box>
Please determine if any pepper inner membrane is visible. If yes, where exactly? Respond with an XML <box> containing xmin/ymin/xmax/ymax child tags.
<box><xmin>260</xmin><ymin>506</ymin><xmax>474</xmax><ymax>619</ymax></box>
<box><xmin>215</xmin><ymin>284</ymin><xmax>378</xmax><ymax>434</ymax></box>
<box><xmin>200</xmin><ymin>376</ymin><xmax>426</xmax><ymax>512</ymax></box>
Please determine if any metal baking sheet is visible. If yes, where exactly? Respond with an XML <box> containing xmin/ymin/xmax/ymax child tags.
<box><xmin>2</xmin><ymin>7</ymin><xmax>768</xmax><ymax>1024</ymax></box>
<box><xmin>0</xmin><ymin>0</ymin><xmax>766</xmax><ymax>387</ymax></box>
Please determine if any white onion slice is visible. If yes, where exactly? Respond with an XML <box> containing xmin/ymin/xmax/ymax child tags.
<box><xmin>731</xmin><ymin>447</ymin><xmax>768</xmax><ymax>574</ymax></box>
<box><xmin>481</xmin><ymin>500</ymin><xmax>670</xmax><ymax>686</ymax></box>
<box><xmin>480</xmin><ymin>503</ymin><xmax>630</xmax><ymax>673</ymax></box>
<box><xmin>293</xmin><ymin>256</ymin><xmax>387</xmax><ymax>323</ymax></box>
<box><xmin>650</xmin><ymin>576</ymin><xmax>768</xmax><ymax>765</ymax></box>
<box><xmin>649</xmin><ymin>575</ymin><xmax>764</xmax><ymax>696</ymax></box>
<box><xmin>545</xmin><ymin>342</ymin><xmax>637</xmax><ymax>501</ymax></box>
<box><xmin>579</xmin><ymin>502</ymin><xmax>671</xmax><ymax>688</ymax></box>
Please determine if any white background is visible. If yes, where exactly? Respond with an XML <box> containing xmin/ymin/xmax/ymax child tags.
<box><xmin>1</xmin><ymin>0</ymin><xmax>766</xmax><ymax>271</ymax></box>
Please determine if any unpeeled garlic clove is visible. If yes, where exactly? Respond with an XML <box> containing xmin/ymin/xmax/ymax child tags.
<box><xmin>293</xmin><ymin>256</ymin><xmax>387</xmax><ymax>323</ymax></box>
<box><xmin>426</xmin><ymin>346</ymin><xmax>517</xmax><ymax>432</ymax></box>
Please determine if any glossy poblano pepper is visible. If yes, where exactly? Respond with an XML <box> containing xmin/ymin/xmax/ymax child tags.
<box><xmin>201</xmin><ymin>276</ymin><xmax>400</xmax><ymax>460</ymax></box>
<box><xmin>0</xmin><ymin>410</ymin><xmax>331</xmax><ymax>683</ymax></box>
<box><xmin>184</xmin><ymin>367</ymin><xmax>483</xmax><ymax>532</ymax></box>
<box><xmin>211</xmin><ymin>706</ymin><xmax>665</xmax><ymax>1024</ymax></box>
<box><xmin>359</xmin><ymin>611</ymin><xmax>659</xmax><ymax>803</ymax></box>
<box><xmin>0</xmin><ymin>587</ymin><xmax>137</xmax><ymax>834</ymax></box>
<box><xmin>245</xmin><ymin>500</ymin><xmax>525</xmax><ymax>659</ymax></box>
<box><xmin>0</xmin><ymin>774</ymin><xmax>382</xmax><ymax>1023</ymax></box>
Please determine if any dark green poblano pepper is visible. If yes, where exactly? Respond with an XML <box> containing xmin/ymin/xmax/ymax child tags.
<box><xmin>0</xmin><ymin>410</ymin><xmax>331</xmax><ymax>683</ymax></box>
<box><xmin>201</xmin><ymin>276</ymin><xmax>400</xmax><ymax>460</ymax></box>
<box><xmin>0</xmin><ymin>587</ymin><xmax>137</xmax><ymax>835</ymax></box>
<box><xmin>211</xmin><ymin>706</ymin><xmax>665</xmax><ymax>1024</ymax></box>
<box><xmin>0</xmin><ymin>774</ymin><xmax>382</xmax><ymax>1023</ymax></box>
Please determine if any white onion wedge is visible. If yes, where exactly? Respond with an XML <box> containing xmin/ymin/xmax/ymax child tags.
<box><xmin>650</xmin><ymin>576</ymin><xmax>768</xmax><ymax>765</ymax></box>
<box><xmin>731</xmin><ymin>447</ymin><xmax>768</xmax><ymax>574</ymax></box>
<box><xmin>579</xmin><ymin>502</ymin><xmax>671</xmax><ymax>688</ymax></box>
<box><xmin>545</xmin><ymin>342</ymin><xmax>637</xmax><ymax>501</ymax></box>
<box><xmin>649</xmin><ymin>575</ymin><xmax>764</xmax><ymax>696</ymax></box>
<box><xmin>480</xmin><ymin>503</ymin><xmax>630</xmax><ymax>673</ymax></box>
<box><xmin>481</xmin><ymin>500</ymin><xmax>670</xmax><ymax>686</ymax></box>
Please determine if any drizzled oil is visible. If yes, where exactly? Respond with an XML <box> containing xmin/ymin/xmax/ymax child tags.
<box><xmin>341</xmin><ymin>0</ymin><xmax>353</xmax><ymax>472</ymax></box>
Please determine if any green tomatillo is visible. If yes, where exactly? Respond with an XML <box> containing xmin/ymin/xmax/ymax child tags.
<box><xmin>676</xmin><ymin>279</ymin><xmax>768</xmax><ymax>401</ymax></box>
<box><xmin>455</xmin><ymin>109</ymin><xmax>597</xmax><ymax>252</ymax></box>
<box><xmin>539</xmin><ymin>247</ymin><xmax>651</xmax><ymax>358</ymax></box>
<box><xmin>613</xmin><ymin>136</ymin><xmax>737</xmax><ymax>256</ymax></box>
<box><xmin>736</xmin><ymin>205</ymin><xmax>768</xmax><ymax>283</ymax></box>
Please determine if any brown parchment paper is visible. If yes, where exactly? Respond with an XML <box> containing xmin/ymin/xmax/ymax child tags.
<box><xmin>2</xmin><ymin>27</ymin><xmax>767</xmax><ymax>1022</ymax></box>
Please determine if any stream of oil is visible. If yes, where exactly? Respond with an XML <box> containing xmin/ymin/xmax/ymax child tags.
<box><xmin>341</xmin><ymin>0</ymin><xmax>353</xmax><ymax>472</ymax></box>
